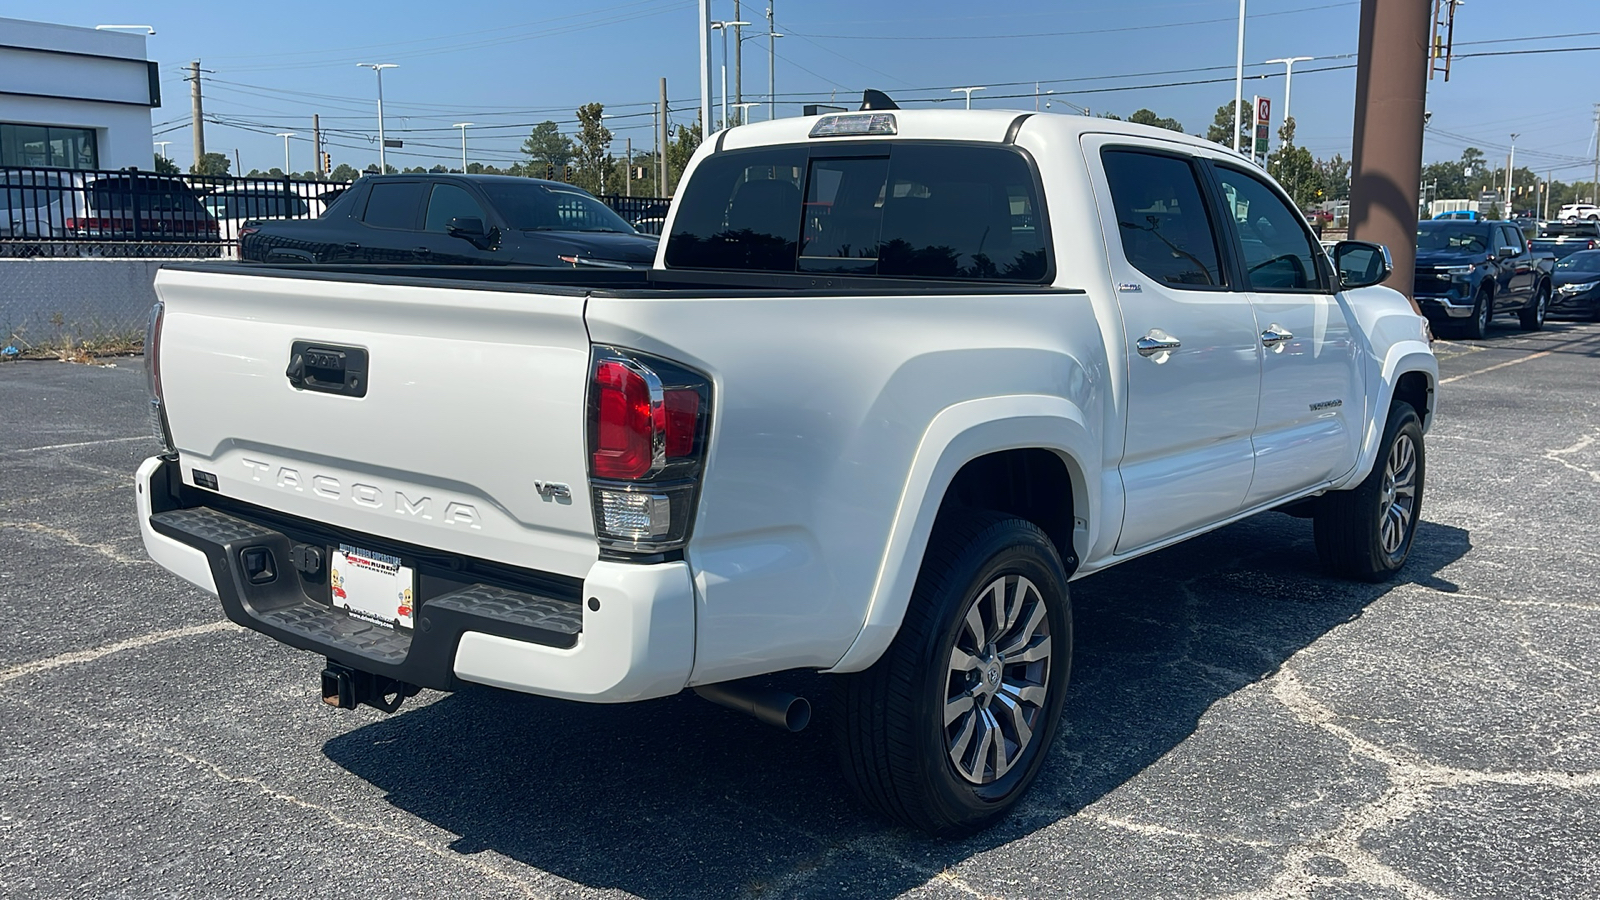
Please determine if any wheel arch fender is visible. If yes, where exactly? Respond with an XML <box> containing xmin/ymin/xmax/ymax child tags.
<box><xmin>1342</xmin><ymin>343</ymin><xmax>1437</xmax><ymax>489</ymax></box>
<box><xmin>826</xmin><ymin>394</ymin><xmax>1098</xmax><ymax>673</ymax></box>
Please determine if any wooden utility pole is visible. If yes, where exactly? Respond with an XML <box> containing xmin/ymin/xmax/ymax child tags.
<box><xmin>1349</xmin><ymin>0</ymin><xmax>1430</xmax><ymax>309</ymax></box>
<box><xmin>312</xmin><ymin>114</ymin><xmax>321</xmax><ymax>180</ymax></box>
<box><xmin>659</xmin><ymin>77</ymin><xmax>670</xmax><ymax>195</ymax></box>
<box><xmin>190</xmin><ymin>60</ymin><xmax>205</xmax><ymax>170</ymax></box>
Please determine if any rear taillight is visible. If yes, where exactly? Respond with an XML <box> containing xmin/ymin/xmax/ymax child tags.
<box><xmin>145</xmin><ymin>301</ymin><xmax>175</xmax><ymax>454</ymax></box>
<box><xmin>586</xmin><ymin>346</ymin><xmax>711</xmax><ymax>553</ymax></box>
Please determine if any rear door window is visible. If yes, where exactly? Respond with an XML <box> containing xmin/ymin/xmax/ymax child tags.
<box><xmin>665</xmin><ymin>143</ymin><xmax>1050</xmax><ymax>282</ymax></box>
<box><xmin>1101</xmin><ymin>149</ymin><xmax>1225</xmax><ymax>287</ymax></box>
<box><xmin>362</xmin><ymin>181</ymin><xmax>425</xmax><ymax>229</ymax></box>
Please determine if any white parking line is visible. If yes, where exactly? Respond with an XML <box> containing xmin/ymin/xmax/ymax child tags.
<box><xmin>0</xmin><ymin>620</ymin><xmax>237</xmax><ymax>688</ymax></box>
<box><xmin>4</xmin><ymin>435</ymin><xmax>150</xmax><ymax>455</ymax></box>
<box><xmin>1439</xmin><ymin>349</ymin><xmax>1554</xmax><ymax>384</ymax></box>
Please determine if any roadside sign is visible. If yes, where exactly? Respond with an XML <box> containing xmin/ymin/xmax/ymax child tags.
<box><xmin>1256</xmin><ymin>96</ymin><xmax>1271</xmax><ymax>125</ymax></box>
<box><xmin>1252</xmin><ymin>95</ymin><xmax>1270</xmax><ymax>160</ymax></box>
<box><xmin>382</xmin><ymin>139</ymin><xmax>403</xmax><ymax>148</ymax></box>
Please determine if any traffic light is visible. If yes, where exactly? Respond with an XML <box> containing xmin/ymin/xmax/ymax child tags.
<box><xmin>322</xmin><ymin>152</ymin><xmax>332</xmax><ymax>175</ymax></box>
<box><xmin>562</xmin><ymin>164</ymin><xmax>572</xmax><ymax>182</ymax></box>
<box><xmin>545</xmin><ymin>163</ymin><xmax>555</xmax><ymax>180</ymax></box>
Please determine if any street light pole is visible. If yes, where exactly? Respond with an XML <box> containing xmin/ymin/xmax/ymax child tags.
<box><xmin>1507</xmin><ymin>133</ymin><xmax>1519</xmax><ymax>215</ymax></box>
<box><xmin>453</xmin><ymin>122</ymin><xmax>473</xmax><ymax>172</ymax></box>
<box><xmin>952</xmin><ymin>87</ymin><xmax>986</xmax><ymax>109</ymax></box>
<box><xmin>711</xmin><ymin>21</ymin><xmax>751</xmax><ymax>131</ymax></box>
<box><xmin>154</xmin><ymin>140</ymin><xmax>171</xmax><ymax>163</ymax></box>
<box><xmin>358</xmin><ymin>62</ymin><xmax>398</xmax><ymax>172</ymax></box>
<box><xmin>699</xmin><ymin>0</ymin><xmax>712</xmax><ymax>138</ymax></box>
<box><xmin>275</xmin><ymin>132</ymin><xmax>296</xmax><ymax>173</ymax></box>
<box><xmin>1264</xmin><ymin>56</ymin><xmax>1312</xmax><ymax>141</ymax></box>
<box><xmin>1233</xmin><ymin>0</ymin><xmax>1247</xmax><ymax>153</ymax></box>
<box><xmin>767</xmin><ymin>1</ymin><xmax>776</xmax><ymax>120</ymax></box>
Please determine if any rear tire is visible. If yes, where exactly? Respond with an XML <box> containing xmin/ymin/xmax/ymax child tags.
<box><xmin>1518</xmin><ymin>282</ymin><xmax>1549</xmax><ymax>331</ymax></box>
<box><xmin>1314</xmin><ymin>402</ymin><xmax>1425</xmax><ymax>582</ymax></box>
<box><xmin>1463</xmin><ymin>286</ymin><xmax>1492</xmax><ymax>339</ymax></box>
<box><xmin>833</xmin><ymin>513</ymin><xmax>1072</xmax><ymax>836</ymax></box>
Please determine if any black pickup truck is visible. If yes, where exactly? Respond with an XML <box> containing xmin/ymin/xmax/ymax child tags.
<box><xmin>1413</xmin><ymin>219</ymin><xmax>1556</xmax><ymax>338</ymax></box>
<box><xmin>240</xmin><ymin>174</ymin><xmax>658</xmax><ymax>269</ymax></box>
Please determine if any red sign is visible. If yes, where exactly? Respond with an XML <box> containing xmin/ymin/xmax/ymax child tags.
<box><xmin>1256</xmin><ymin>96</ymin><xmax>1271</xmax><ymax>125</ymax></box>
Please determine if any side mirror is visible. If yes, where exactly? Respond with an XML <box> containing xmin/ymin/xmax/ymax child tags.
<box><xmin>1332</xmin><ymin>240</ymin><xmax>1392</xmax><ymax>290</ymax></box>
<box><xmin>1497</xmin><ymin>245</ymin><xmax>1521</xmax><ymax>259</ymax></box>
<box><xmin>446</xmin><ymin>216</ymin><xmax>486</xmax><ymax>238</ymax></box>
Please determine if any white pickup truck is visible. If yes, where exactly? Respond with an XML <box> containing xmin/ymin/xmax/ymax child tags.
<box><xmin>136</xmin><ymin>102</ymin><xmax>1437</xmax><ymax>835</ymax></box>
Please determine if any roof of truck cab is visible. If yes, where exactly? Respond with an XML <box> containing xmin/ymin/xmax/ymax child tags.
<box><xmin>711</xmin><ymin>108</ymin><xmax>1249</xmax><ymax>158</ymax></box>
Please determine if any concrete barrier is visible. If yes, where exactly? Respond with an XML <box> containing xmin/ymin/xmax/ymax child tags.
<box><xmin>0</xmin><ymin>258</ymin><xmax>166</xmax><ymax>349</ymax></box>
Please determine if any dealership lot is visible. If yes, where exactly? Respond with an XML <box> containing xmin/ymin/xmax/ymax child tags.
<box><xmin>2</xmin><ymin>322</ymin><xmax>1598</xmax><ymax>900</ymax></box>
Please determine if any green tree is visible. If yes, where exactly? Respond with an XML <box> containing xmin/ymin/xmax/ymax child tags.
<box><xmin>665</xmin><ymin>122</ymin><xmax>702</xmax><ymax>195</ymax></box>
<box><xmin>572</xmin><ymin>103</ymin><xmax>615</xmax><ymax>195</ymax></box>
<box><xmin>1314</xmin><ymin>153</ymin><xmax>1351</xmax><ymax>202</ymax></box>
<box><xmin>191</xmin><ymin>152</ymin><xmax>230</xmax><ymax>176</ymax></box>
<box><xmin>522</xmin><ymin>120</ymin><xmax>575</xmax><ymax>172</ymax></box>
<box><xmin>330</xmin><ymin>163</ymin><xmax>359</xmax><ymax>182</ymax></box>
<box><xmin>1266</xmin><ymin>119</ymin><xmax>1323</xmax><ymax>207</ymax></box>
<box><xmin>1128</xmin><ymin>108</ymin><xmax>1184</xmax><ymax>132</ymax></box>
<box><xmin>1207</xmin><ymin>100</ymin><xmax>1251</xmax><ymax>147</ymax></box>
<box><xmin>153</xmin><ymin>154</ymin><xmax>179</xmax><ymax>174</ymax></box>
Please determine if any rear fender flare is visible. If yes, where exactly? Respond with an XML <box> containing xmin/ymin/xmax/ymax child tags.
<box><xmin>826</xmin><ymin>395</ymin><xmax>1098</xmax><ymax>673</ymax></box>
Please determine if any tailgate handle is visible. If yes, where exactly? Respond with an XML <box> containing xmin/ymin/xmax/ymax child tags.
<box><xmin>287</xmin><ymin>341</ymin><xmax>368</xmax><ymax>398</ymax></box>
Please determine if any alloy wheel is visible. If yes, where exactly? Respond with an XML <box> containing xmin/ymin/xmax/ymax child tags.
<box><xmin>944</xmin><ymin>574</ymin><xmax>1052</xmax><ymax>784</ymax></box>
<box><xmin>1377</xmin><ymin>432</ymin><xmax>1418</xmax><ymax>555</ymax></box>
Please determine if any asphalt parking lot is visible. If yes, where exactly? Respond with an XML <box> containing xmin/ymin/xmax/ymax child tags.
<box><xmin>2</xmin><ymin>319</ymin><xmax>1598</xmax><ymax>900</ymax></box>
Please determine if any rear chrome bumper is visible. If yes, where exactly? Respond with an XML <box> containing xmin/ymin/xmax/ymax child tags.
<box><xmin>135</xmin><ymin>456</ymin><xmax>693</xmax><ymax>703</ymax></box>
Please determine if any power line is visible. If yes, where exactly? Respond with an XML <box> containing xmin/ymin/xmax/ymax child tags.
<box><xmin>786</xmin><ymin>1</ymin><xmax>1356</xmax><ymax>40</ymax></box>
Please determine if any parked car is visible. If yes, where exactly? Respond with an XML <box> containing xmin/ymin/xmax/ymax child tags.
<box><xmin>1550</xmin><ymin>249</ymin><xmax>1600</xmax><ymax>320</ymax></box>
<box><xmin>1413</xmin><ymin>219</ymin><xmax>1555</xmax><ymax>338</ymax></box>
<box><xmin>1557</xmin><ymin>202</ymin><xmax>1599</xmax><ymax>221</ymax></box>
<box><xmin>138</xmin><ymin>106</ymin><xmax>1436</xmax><ymax>836</ymax></box>
<box><xmin>0</xmin><ymin>170</ymin><xmax>68</xmax><ymax>240</ymax></box>
<box><xmin>65</xmin><ymin>174</ymin><xmax>219</xmax><ymax>243</ymax></box>
<box><xmin>1530</xmin><ymin>220</ymin><xmax>1600</xmax><ymax>262</ymax></box>
<box><xmin>240</xmin><ymin>174</ymin><xmax>658</xmax><ymax>268</ymax></box>
<box><xmin>203</xmin><ymin>186</ymin><xmax>316</xmax><ymax>241</ymax></box>
<box><xmin>1431</xmin><ymin>209</ymin><xmax>1480</xmax><ymax>221</ymax></box>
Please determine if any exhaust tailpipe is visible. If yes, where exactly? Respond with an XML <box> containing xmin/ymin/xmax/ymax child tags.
<box><xmin>694</xmin><ymin>681</ymin><xmax>811</xmax><ymax>732</ymax></box>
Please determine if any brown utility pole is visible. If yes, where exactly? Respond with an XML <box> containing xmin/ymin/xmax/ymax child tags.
<box><xmin>1349</xmin><ymin>0</ymin><xmax>1430</xmax><ymax>310</ymax></box>
<box><xmin>312</xmin><ymin>114</ymin><xmax>321</xmax><ymax>181</ymax></box>
<box><xmin>660</xmin><ymin>77</ymin><xmax>671</xmax><ymax>195</ymax></box>
<box><xmin>190</xmin><ymin>60</ymin><xmax>205</xmax><ymax>170</ymax></box>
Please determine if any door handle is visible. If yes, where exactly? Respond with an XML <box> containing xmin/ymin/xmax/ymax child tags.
<box><xmin>343</xmin><ymin>242</ymin><xmax>361</xmax><ymax>252</ymax></box>
<box><xmin>1260</xmin><ymin>324</ymin><xmax>1294</xmax><ymax>348</ymax></box>
<box><xmin>1135</xmin><ymin>330</ymin><xmax>1182</xmax><ymax>358</ymax></box>
<box><xmin>413</xmin><ymin>247</ymin><xmax>431</xmax><ymax>256</ymax></box>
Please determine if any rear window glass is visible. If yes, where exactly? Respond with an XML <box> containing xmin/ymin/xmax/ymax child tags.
<box><xmin>362</xmin><ymin>181</ymin><xmax>425</xmax><ymax>229</ymax></box>
<box><xmin>87</xmin><ymin>178</ymin><xmax>206</xmax><ymax>214</ymax></box>
<box><xmin>665</xmin><ymin>143</ymin><xmax>1050</xmax><ymax>282</ymax></box>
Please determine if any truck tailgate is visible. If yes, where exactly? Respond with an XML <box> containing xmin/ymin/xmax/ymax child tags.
<box><xmin>153</xmin><ymin>267</ymin><xmax>599</xmax><ymax>578</ymax></box>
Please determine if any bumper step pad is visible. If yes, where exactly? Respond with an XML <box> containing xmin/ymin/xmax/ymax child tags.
<box><xmin>149</xmin><ymin>505</ymin><xmax>584</xmax><ymax>689</ymax></box>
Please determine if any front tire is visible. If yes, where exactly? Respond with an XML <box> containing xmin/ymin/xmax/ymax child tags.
<box><xmin>833</xmin><ymin>513</ymin><xmax>1072</xmax><ymax>836</ymax></box>
<box><xmin>1314</xmin><ymin>402</ymin><xmax>1425</xmax><ymax>582</ymax></box>
<box><xmin>1518</xmin><ymin>282</ymin><xmax>1549</xmax><ymax>331</ymax></box>
<box><xmin>1463</xmin><ymin>286</ymin><xmax>1493</xmax><ymax>339</ymax></box>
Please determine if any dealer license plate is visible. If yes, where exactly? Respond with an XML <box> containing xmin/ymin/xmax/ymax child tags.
<box><xmin>329</xmin><ymin>544</ymin><xmax>416</xmax><ymax>630</ymax></box>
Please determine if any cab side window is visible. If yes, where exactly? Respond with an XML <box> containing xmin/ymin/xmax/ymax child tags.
<box><xmin>362</xmin><ymin>181</ymin><xmax>425</xmax><ymax>230</ymax></box>
<box><xmin>1101</xmin><ymin>149</ymin><xmax>1224</xmax><ymax>287</ymax></box>
<box><xmin>424</xmin><ymin>183</ymin><xmax>486</xmax><ymax>233</ymax></box>
<box><xmin>1213</xmin><ymin>167</ymin><xmax>1327</xmax><ymax>292</ymax></box>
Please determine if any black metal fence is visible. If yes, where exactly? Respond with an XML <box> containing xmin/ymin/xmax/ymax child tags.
<box><xmin>1</xmin><ymin>165</ymin><xmax>671</xmax><ymax>257</ymax></box>
<box><xmin>0</xmin><ymin>166</ymin><xmax>351</xmax><ymax>258</ymax></box>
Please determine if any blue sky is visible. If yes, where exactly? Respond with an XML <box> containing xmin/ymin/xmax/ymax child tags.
<box><xmin>62</xmin><ymin>0</ymin><xmax>1600</xmax><ymax>179</ymax></box>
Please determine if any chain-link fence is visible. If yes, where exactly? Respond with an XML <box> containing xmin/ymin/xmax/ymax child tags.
<box><xmin>1</xmin><ymin>258</ymin><xmax>162</xmax><ymax>354</ymax></box>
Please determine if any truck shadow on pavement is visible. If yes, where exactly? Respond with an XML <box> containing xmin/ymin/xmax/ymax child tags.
<box><xmin>323</xmin><ymin>514</ymin><xmax>1470</xmax><ymax>899</ymax></box>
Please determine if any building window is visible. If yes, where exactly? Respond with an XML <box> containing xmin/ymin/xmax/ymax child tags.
<box><xmin>1</xmin><ymin>124</ymin><xmax>99</xmax><ymax>169</ymax></box>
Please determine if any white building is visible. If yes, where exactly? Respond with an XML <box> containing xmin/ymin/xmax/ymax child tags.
<box><xmin>0</xmin><ymin>18</ymin><xmax>159</xmax><ymax>171</ymax></box>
